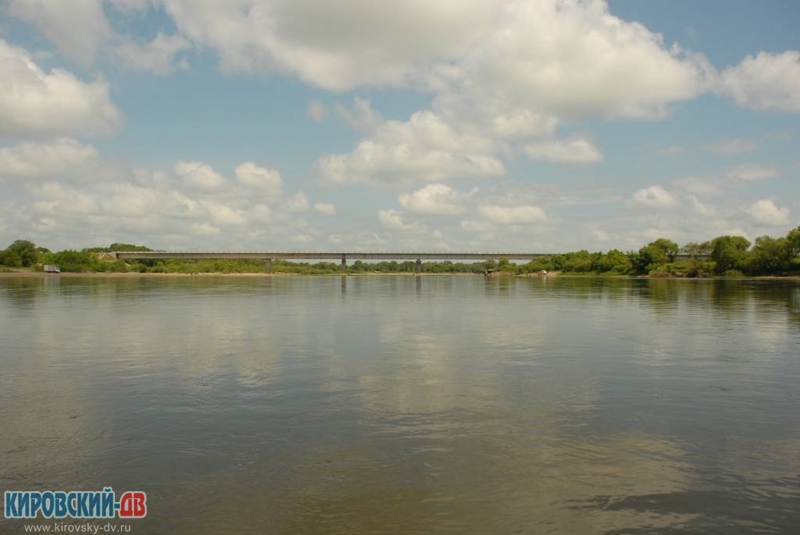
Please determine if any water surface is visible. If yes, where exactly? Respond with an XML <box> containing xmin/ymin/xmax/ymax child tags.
<box><xmin>1</xmin><ymin>276</ymin><xmax>799</xmax><ymax>534</ymax></box>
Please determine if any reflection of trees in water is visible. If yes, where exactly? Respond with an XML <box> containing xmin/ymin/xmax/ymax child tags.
<box><xmin>2</xmin><ymin>275</ymin><xmax>302</xmax><ymax>309</ymax></box>
<box><xmin>483</xmin><ymin>275</ymin><xmax>514</xmax><ymax>298</ymax></box>
<box><xmin>792</xmin><ymin>287</ymin><xmax>800</xmax><ymax>323</ymax></box>
<box><xmin>534</xmin><ymin>278</ymin><xmax>800</xmax><ymax>326</ymax></box>
<box><xmin>703</xmin><ymin>280</ymin><xmax>800</xmax><ymax>326</ymax></box>
<box><xmin>0</xmin><ymin>278</ymin><xmax>47</xmax><ymax>311</ymax></box>
<box><xmin>517</xmin><ymin>276</ymin><xmax>635</xmax><ymax>307</ymax></box>
<box><xmin>5</xmin><ymin>276</ymin><xmax>798</xmax><ymax>320</ymax></box>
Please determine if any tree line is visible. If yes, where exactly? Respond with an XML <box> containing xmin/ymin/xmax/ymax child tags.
<box><xmin>1</xmin><ymin>227</ymin><xmax>799</xmax><ymax>276</ymax></box>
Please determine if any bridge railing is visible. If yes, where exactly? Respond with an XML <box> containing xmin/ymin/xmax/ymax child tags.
<box><xmin>113</xmin><ymin>251</ymin><xmax>709</xmax><ymax>261</ymax></box>
<box><xmin>114</xmin><ymin>252</ymin><xmax>556</xmax><ymax>261</ymax></box>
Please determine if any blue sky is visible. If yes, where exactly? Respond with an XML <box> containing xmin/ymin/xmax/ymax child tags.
<box><xmin>0</xmin><ymin>0</ymin><xmax>798</xmax><ymax>252</ymax></box>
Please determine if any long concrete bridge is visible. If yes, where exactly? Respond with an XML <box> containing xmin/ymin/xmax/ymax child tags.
<box><xmin>113</xmin><ymin>251</ymin><xmax>551</xmax><ymax>274</ymax></box>
<box><xmin>112</xmin><ymin>251</ymin><xmax>702</xmax><ymax>274</ymax></box>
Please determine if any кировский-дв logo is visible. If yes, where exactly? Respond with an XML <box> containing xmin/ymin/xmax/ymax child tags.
<box><xmin>4</xmin><ymin>488</ymin><xmax>146</xmax><ymax>519</ymax></box>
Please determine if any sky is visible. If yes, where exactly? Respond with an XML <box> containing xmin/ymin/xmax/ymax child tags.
<box><xmin>0</xmin><ymin>0</ymin><xmax>798</xmax><ymax>253</ymax></box>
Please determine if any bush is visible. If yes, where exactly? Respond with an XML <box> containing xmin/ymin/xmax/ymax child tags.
<box><xmin>45</xmin><ymin>250</ymin><xmax>96</xmax><ymax>272</ymax></box>
<box><xmin>648</xmin><ymin>266</ymin><xmax>672</xmax><ymax>278</ymax></box>
<box><xmin>0</xmin><ymin>249</ymin><xmax>22</xmax><ymax>267</ymax></box>
<box><xmin>723</xmin><ymin>270</ymin><xmax>744</xmax><ymax>278</ymax></box>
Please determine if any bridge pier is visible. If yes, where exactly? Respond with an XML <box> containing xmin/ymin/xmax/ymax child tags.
<box><xmin>415</xmin><ymin>258</ymin><xmax>422</xmax><ymax>275</ymax></box>
<box><xmin>341</xmin><ymin>255</ymin><xmax>347</xmax><ymax>276</ymax></box>
<box><xmin>265</xmin><ymin>258</ymin><xmax>272</xmax><ymax>274</ymax></box>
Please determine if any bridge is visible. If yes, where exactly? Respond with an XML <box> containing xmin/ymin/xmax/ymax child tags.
<box><xmin>113</xmin><ymin>251</ymin><xmax>551</xmax><ymax>274</ymax></box>
<box><xmin>112</xmin><ymin>251</ymin><xmax>702</xmax><ymax>274</ymax></box>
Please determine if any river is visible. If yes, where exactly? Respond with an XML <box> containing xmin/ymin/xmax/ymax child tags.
<box><xmin>1</xmin><ymin>275</ymin><xmax>799</xmax><ymax>534</ymax></box>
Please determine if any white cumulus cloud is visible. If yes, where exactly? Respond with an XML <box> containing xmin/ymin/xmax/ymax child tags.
<box><xmin>727</xmin><ymin>163</ymin><xmax>778</xmax><ymax>181</ymax></box>
<box><xmin>191</xmin><ymin>222</ymin><xmax>221</xmax><ymax>236</ymax></box>
<box><xmin>747</xmin><ymin>199</ymin><xmax>790</xmax><ymax>227</ymax></box>
<box><xmin>305</xmin><ymin>0</ymin><xmax>716</xmax><ymax>187</ymax></box>
<box><xmin>31</xmin><ymin>182</ymin><xmax>99</xmax><ymax>216</ymax></box>
<box><xmin>284</xmin><ymin>192</ymin><xmax>309</xmax><ymax>213</ymax></box>
<box><xmin>460</xmin><ymin>219</ymin><xmax>495</xmax><ymax>233</ymax></box>
<box><xmin>721</xmin><ymin>51</ymin><xmax>800</xmax><ymax>113</ymax></box>
<box><xmin>335</xmin><ymin>96</ymin><xmax>383</xmax><ymax>130</ymax></box>
<box><xmin>113</xmin><ymin>32</ymin><xmax>191</xmax><ymax>75</ymax></box>
<box><xmin>160</xmin><ymin>0</ymin><xmax>504</xmax><ymax>90</ymax></box>
<box><xmin>174</xmin><ymin>161</ymin><xmax>227</xmax><ymax>191</ymax></box>
<box><xmin>319</xmin><ymin>110</ymin><xmax>503</xmax><ymax>185</ymax></box>
<box><xmin>433</xmin><ymin>1</ymin><xmax>713</xmax><ymax>125</ymax></box>
<box><xmin>108</xmin><ymin>0</ymin><xmax>153</xmax><ymax>11</ymax></box>
<box><xmin>203</xmin><ymin>201</ymin><xmax>246</xmax><ymax>227</ymax></box>
<box><xmin>524</xmin><ymin>138</ymin><xmax>603</xmax><ymax>165</ymax></box>
<box><xmin>478</xmin><ymin>204</ymin><xmax>547</xmax><ymax>225</ymax></box>
<box><xmin>630</xmin><ymin>185</ymin><xmax>677</xmax><ymax>208</ymax></box>
<box><xmin>378</xmin><ymin>209</ymin><xmax>423</xmax><ymax>231</ymax></box>
<box><xmin>0</xmin><ymin>139</ymin><xmax>103</xmax><ymax>179</ymax></box>
<box><xmin>158</xmin><ymin>0</ymin><xmax>713</xmax><ymax>120</ymax></box>
<box><xmin>7</xmin><ymin>0</ymin><xmax>110</xmax><ymax>67</ymax></box>
<box><xmin>398</xmin><ymin>184</ymin><xmax>473</xmax><ymax>215</ymax></box>
<box><xmin>234</xmin><ymin>162</ymin><xmax>283</xmax><ymax>198</ymax></box>
<box><xmin>0</xmin><ymin>39</ymin><xmax>123</xmax><ymax>138</ymax></box>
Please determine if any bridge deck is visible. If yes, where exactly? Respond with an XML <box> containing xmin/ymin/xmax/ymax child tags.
<box><xmin>115</xmin><ymin>252</ymin><xmax>549</xmax><ymax>261</ymax></box>
<box><xmin>113</xmin><ymin>251</ymin><xmax>701</xmax><ymax>261</ymax></box>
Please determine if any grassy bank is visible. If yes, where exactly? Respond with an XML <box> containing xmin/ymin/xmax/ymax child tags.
<box><xmin>2</xmin><ymin>228</ymin><xmax>799</xmax><ymax>277</ymax></box>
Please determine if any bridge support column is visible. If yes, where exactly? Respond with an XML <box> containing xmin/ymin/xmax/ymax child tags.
<box><xmin>415</xmin><ymin>258</ymin><xmax>422</xmax><ymax>276</ymax></box>
<box><xmin>265</xmin><ymin>258</ymin><xmax>272</xmax><ymax>274</ymax></box>
<box><xmin>341</xmin><ymin>255</ymin><xmax>347</xmax><ymax>276</ymax></box>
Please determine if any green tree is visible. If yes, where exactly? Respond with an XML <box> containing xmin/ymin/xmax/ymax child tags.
<box><xmin>649</xmin><ymin>238</ymin><xmax>680</xmax><ymax>262</ymax></box>
<box><xmin>681</xmin><ymin>241</ymin><xmax>712</xmax><ymax>258</ymax></box>
<box><xmin>0</xmin><ymin>249</ymin><xmax>22</xmax><ymax>267</ymax></box>
<box><xmin>710</xmin><ymin>235</ymin><xmax>751</xmax><ymax>274</ymax></box>
<box><xmin>7</xmin><ymin>240</ymin><xmax>38</xmax><ymax>267</ymax></box>
<box><xmin>48</xmin><ymin>250</ymin><xmax>96</xmax><ymax>272</ymax></box>
<box><xmin>546</xmin><ymin>254</ymin><xmax>565</xmax><ymax>271</ymax></box>
<box><xmin>109</xmin><ymin>243</ymin><xmax>151</xmax><ymax>252</ymax></box>
<box><xmin>787</xmin><ymin>226</ymin><xmax>800</xmax><ymax>256</ymax></box>
<box><xmin>593</xmin><ymin>249</ymin><xmax>630</xmax><ymax>273</ymax></box>
<box><xmin>563</xmin><ymin>250</ymin><xmax>593</xmax><ymax>272</ymax></box>
<box><xmin>629</xmin><ymin>239</ymin><xmax>679</xmax><ymax>274</ymax></box>
<box><xmin>746</xmin><ymin>236</ymin><xmax>791</xmax><ymax>275</ymax></box>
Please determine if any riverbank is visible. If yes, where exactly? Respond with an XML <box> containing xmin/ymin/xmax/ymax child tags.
<box><xmin>0</xmin><ymin>270</ymin><xmax>481</xmax><ymax>278</ymax></box>
<box><xmin>3</xmin><ymin>270</ymin><xmax>799</xmax><ymax>280</ymax></box>
<box><xmin>0</xmin><ymin>270</ymin><xmax>280</xmax><ymax>278</ymax></box>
